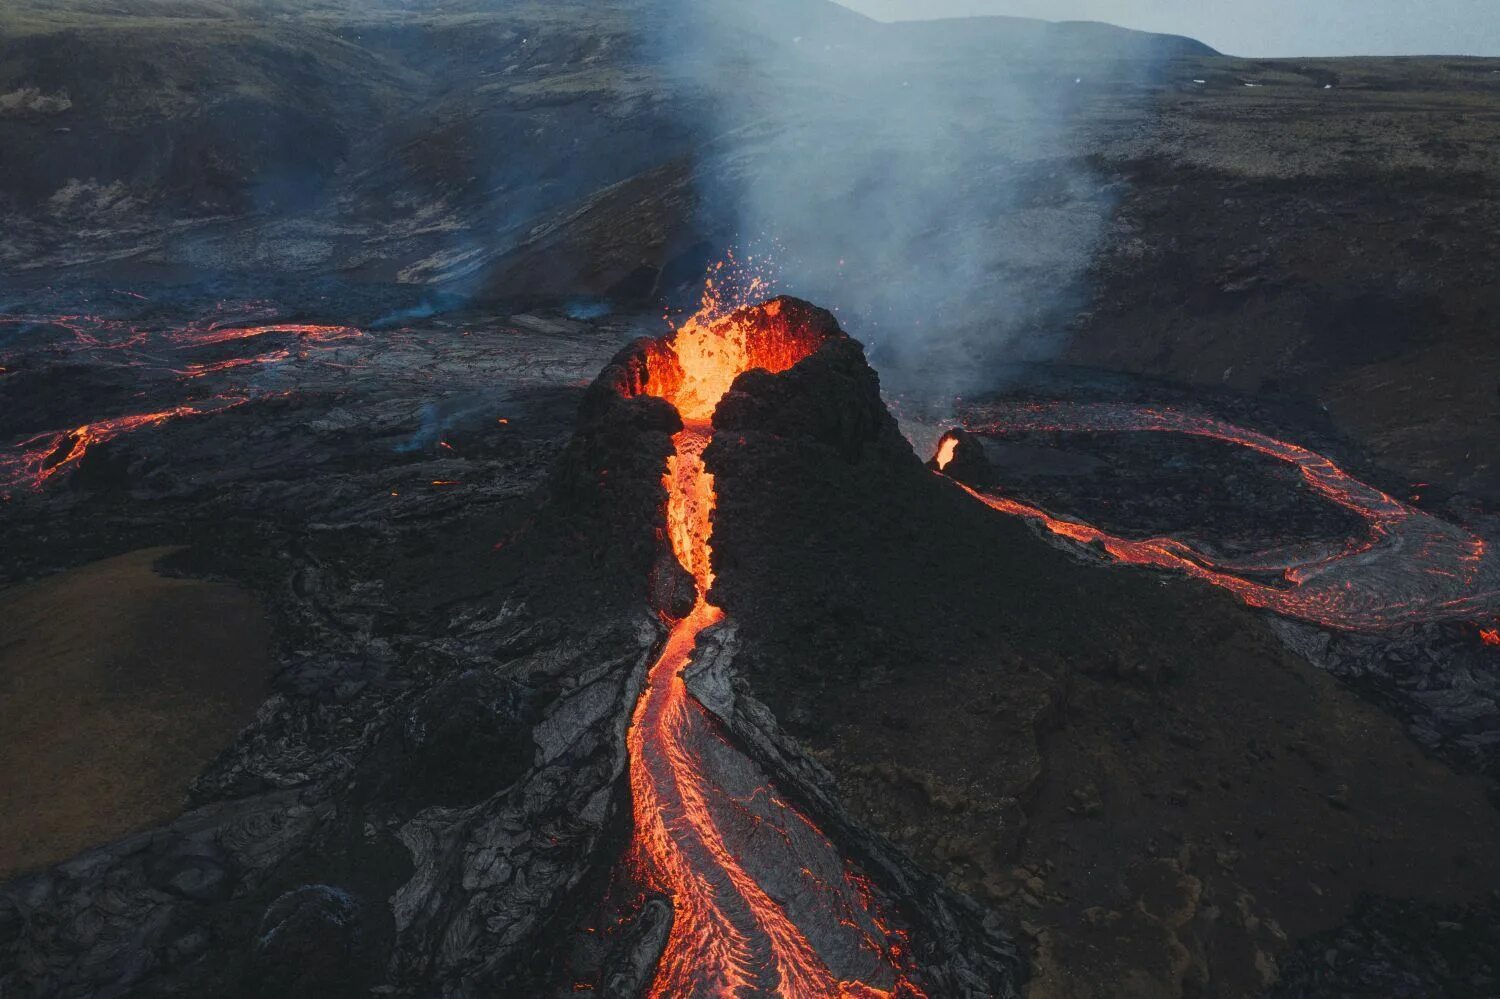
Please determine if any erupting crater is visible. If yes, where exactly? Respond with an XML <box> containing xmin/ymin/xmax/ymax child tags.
<box><xmin>613</xmin><ymin>294</ymin><xmax>927</xmax><ymax>998</ymax></box>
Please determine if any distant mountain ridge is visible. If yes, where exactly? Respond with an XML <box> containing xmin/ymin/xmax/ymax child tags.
<box><xmin>0</xmin><ymin>0</ymin><xmax>1214</xmax><ymax>59</ymax></box>
<box><xmin>680</xmin><ymin>0</ymin><xmax>1216</xmax><ymax>58</ymax></box>
<box><xmin>889</xmin><ymin>14</ymin><xmax>1217</xmax><ymax>58</ymax></box>
<box><xmin>0</xmin><ymin>0</ymin><xmax>1219</xmax><ymax>287</ymax></box>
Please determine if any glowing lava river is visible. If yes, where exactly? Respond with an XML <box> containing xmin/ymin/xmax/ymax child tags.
<box><xmin>621</xmin><ymin>299</ymin><xmax>926</xmax><ymax>997</ymax></box>
<box><xmin>936</xmin><ymin>402</ymin><xmax>1500</xmax><ymax>634</ymax></box>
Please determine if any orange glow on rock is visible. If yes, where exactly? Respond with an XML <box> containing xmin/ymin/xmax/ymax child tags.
<box><xmin>1482</xmin><ymin>628</ymin><xmax>1500</xmax><ymax>647</ymax></box>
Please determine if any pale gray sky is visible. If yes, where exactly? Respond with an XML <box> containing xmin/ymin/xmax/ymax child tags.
<box><xmin>832</xmin><ymin>0</ymin><xmax>1500</xmax><ymax>57</ymax></box>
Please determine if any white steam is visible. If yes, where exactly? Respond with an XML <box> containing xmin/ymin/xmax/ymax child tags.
<box><xmin>651</xmin><ymin>0</ymin><xmax>1175</xmax><ymax>402</ymax></box>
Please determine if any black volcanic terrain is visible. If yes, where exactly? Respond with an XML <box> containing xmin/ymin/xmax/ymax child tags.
<box><xmin>2</xmin><ymin>3</ymin><xmax>1499</xmax><ymax>998</ymax></box>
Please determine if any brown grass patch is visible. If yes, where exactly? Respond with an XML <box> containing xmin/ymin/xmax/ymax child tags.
<box><xmin>0</xmin><ymin>547</ymin><xmax>272</xmax><ymax>879</ymax></box>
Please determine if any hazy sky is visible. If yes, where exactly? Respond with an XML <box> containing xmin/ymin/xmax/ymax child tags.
<box><xmin>832</xmin><ymin>0</ymin><xmax>1500</xmax><ymax>57</ymax></box>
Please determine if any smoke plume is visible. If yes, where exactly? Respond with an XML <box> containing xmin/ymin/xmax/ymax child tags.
<box><xmin>648</xmin><ymin>0</ymin><xmax>1180</xmax><ymax>404</ymax></box>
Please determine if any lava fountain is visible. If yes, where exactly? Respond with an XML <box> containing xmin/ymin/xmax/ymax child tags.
<box><xmin>620</xmin><ymin>294</ymin><xmax>926</xmax><ymax>998</ymax></box>
<box><xmin>934</xmin><ymin>402</ymin><xmax>1500</xmax><ymax>633</ymax></box>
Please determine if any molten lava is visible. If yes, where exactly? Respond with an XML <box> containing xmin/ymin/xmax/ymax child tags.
<box><xmin>0</xmin><ymin>305</ymin><xmax>359</xmax><ymax>358</ymax></box>
<box><xmin>168</xmin><ymin>322</ymin><xmax>361</xmax><ymax>349</ymax></box>
<box><xmin>654</xmin><ymin>299</ymin><xmax>828</xmax><ymax>423</ymax></box>
<box><xmin>934</xmin><ymin>435</ymin><xmax>958</xmax><ymax>471</ymax></box>
<box><xmin>0</xmin><ymin>398</ymin><xmax>249</xmax><ymax>494</ymax></box>
<box><xmin>1</xmin><ymin>304</ymin><xmax>370</xmax><ymax>493</ymax></box>
<box><xmin>1482</xmin><ymin>627</ymin><xmax>1500</xmax><ymax>648</ymax></box>
<box><xmin>623</xmin><ymin>293</ymin><xmax>925</xmax><ymax>997</ymax></box>
<box><xmin>942</xmin><ymin>402</ymin><xmax>1500</xmax><ymax>632</ymax></box>
<box><xmin>176</xmin><ymin>349</ymin><xmax>293</xmax><ymax>379</ymax></box>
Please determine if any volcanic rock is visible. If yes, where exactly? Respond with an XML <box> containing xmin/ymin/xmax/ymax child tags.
<box><xmin>503</xmin><ymin>337</ymin><xmax>683</xmax><ymax>622</ymax></box>
<box><xmin>387</xmin><ymin>670</ymin><xmax>536</xmax><ymax>810</ymax></box>
<box><xmin>927</xmin><ymin>428</ymin><xmax>997</xmax><ymax>488</ymax></box>
<box><xmin>252</xmin><ymin>885</ymin><xmax>363</xmax><ymax>999</ymax></box>
<box><xmin>698</xmin><ymin>306</ymin><xmax>1500</xmax><ymax>998</ymax></box>
<box><xmin>0</xmin><ymin>251</ymin><xmax>1496</xmax><ymax>999</ymax></box>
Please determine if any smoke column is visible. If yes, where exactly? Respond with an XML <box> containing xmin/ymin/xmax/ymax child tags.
<box><xmin>650</xmin><ymin>0</ymin><xmax>1179</xmax><ymax>400</ymax></box>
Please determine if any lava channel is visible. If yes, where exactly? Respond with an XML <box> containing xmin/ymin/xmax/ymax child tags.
<box><xmin>0</xmin><ymin>306</ymin><xmax>367</xmax><ymax>493</ymax></box>
<box><xmin>0</xmin><ymin>397</ymin><xmax>250</xmax><ymax>494</ymax></box>
<box><xmin>0</xmin><ymin>305</ymin><xmax>361</xmax><ymax>383</ymax></box>
<box><xmin>622</xmin><ymin>295</ymin><xmax>926</xmax><ymax>998</ymax></box>
<box><xmin>165</xmin><ymin>321</ymin><xmax>363</xmax><ymax>349</ymax></box>
<box><xmin>938</xmin><ymin>401</ymin><xmax>1500</xmax><ymax>632</ymax></box>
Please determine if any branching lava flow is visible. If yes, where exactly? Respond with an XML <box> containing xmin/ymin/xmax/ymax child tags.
<box><xmin>940</xmin><ymin>402</ymin><xmax>1500</xmax><ymax>634</ymax></box>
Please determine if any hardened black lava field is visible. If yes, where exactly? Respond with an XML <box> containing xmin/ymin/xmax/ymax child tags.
<box><xmin>3</xmin><ymin>3</ymin><xmax>1500</xmax><ymax>998</ymax></box>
